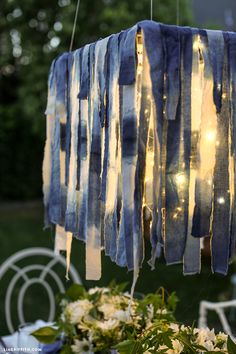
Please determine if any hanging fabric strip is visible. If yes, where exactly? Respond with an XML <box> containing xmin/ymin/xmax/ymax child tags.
<box><xmin>86</xmin><ymin>37</ymin><xmax>109</xmax><ymax>280</ymax></box>
<box><xmin>116</xmin><ymin>31</ymin><xmax>128</xmax><ymax>268</ymax></box>
<box><xmin>137</xmin><ymin>21</ymin><xmax>164</xmax><ymax>269</ymax></box>
<box><xmin>163</xmin><ymin>26</ymin><xmax>189</xmax><ymax>265</ymax></box>
<box><xmin>160</xmin><ymin>24</ymin><xmax>180</xmax><ymax>121</ymax></box>
<box><xmin>176</xmin><ymin>27</ymin><xmax>193</xmax><ymax>271</ymax></box>
<box><xmin>131</xmin><ymin>31</ymin><xmax>145</xmax><ymax>294</ymax></box>
<box><xmin>49</xmin><ymin>53</ymin><xmax>68</xmax><ymax>225</ymax></box>
<box><xmin>65</xmin><ymin>53</ymin><xmax>74</xmax><ymax>187</ymax></box>
<box><xmin>54</xmin><ymin>224</ymin><xmax>67</xmax><ymax>254</ymax></box>
<box><xmin>76</xmin><ymin>48</ymin><xmax>84</xmax><ymax>192</ymax></box>
<box><xmin>43</xmin><ymin>59</ymin><xmax>57</xmax><ymax>228</ymax></box>
<box><xmin>65</xmin><ymin>49</ymin><xmax>81</xmax><ymax>232</ymax></box>
<box><xmin>229</xmin><ymin>33</ymin><xmax>236</xmax><ymax>262</ymax></box>
<box><xmin>66</xmin><ymin>231</ymin><xmax>73</xmax><ymax>280</ymax></box>
<box><xmin>208</xmin><ymin>31</ymin><xmax>225</xmax><ymax>113</ymax></box>
<box><xmin>191</xmin><ymin>31</ymin><xmax>216</xmax><ymax>238</ymax></box>
<box><xmin>183</xmin><ymin>30</ymin><xmax>202</xmax><ymax>274</ymax></box>
<box><xmin>211</xmin><ymin>33</ymin><xmax>231</xmax><ymax>275</ymax></box>
<box><xmin>76</xmin><ymin>44</ymin><xmax>90</xmax><ymax>241</ymax></box>
<box><xmin>103</xmin><ymin>34</ymin><xmax>120</xmax><ymax>258</ymax></box>
<box><xmin>119</xmin><ymin>25</ymin><xmax>139</xmax><ymax>271</ymax></box>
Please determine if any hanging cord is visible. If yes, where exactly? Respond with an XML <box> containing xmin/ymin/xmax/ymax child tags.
<box><xmin>176</xmin><ymin>0</ymin><xmax>180</xmax><ymax>26</ymax></box>
<box><xmin>69</xmin><ymin>0</ymin><xmax>81</xmax><ymax>52</ymax></box>
<box><xmin>150</xmin><ymin>0</ymin><xmax>153</xmax><ymax>21</ymax></box>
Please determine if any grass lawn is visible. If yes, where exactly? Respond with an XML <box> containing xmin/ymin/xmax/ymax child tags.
<box><xmin>0</xmin><ymin>201</ymin><xmax>235</xmax><ymax>335</ymax></box>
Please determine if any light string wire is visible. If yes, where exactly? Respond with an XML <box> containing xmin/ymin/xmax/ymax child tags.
<box><xmin>69</xmin><ymin>0</ymin><xmax>81</xmax><ymax>52</ymax></box>
<box><xmin>176</xmin><ymin>0</ymin><xmax>180</xmax><ymax>26</ymax></box>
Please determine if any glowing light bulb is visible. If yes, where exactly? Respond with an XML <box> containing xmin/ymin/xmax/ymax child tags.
<box><xmin>222</xmin><ymin>93</ymin><xmax>227</xmax><ymax>99</ymax></box>
<box><xmin>173</xmin><ymin>213</ymin><xmax>178</xmax><ymax>219</ymax></box>
<box><xmin>205</xmin><ymin>131</ymin><xmax>215</xmax><ymax>142</ymax></box>
<box><xmin>144</xmin><ymin>109</ymin><xmax>149</xmax><ymax>115</ymax></box>
<box><xmin>193</xmin><ymin>40</ymin><xmax>199</xmax><ymax>51</ymax></box>
<box><xmin>207</xmin><ymin>179</ymin><xmax>212</xmax><ymax>186</ymax></box>
<box><xmin>176</xmin><ymin>173</ymin><xmax>185</xmax><ymax>186</ymax></box>
<box><xmin>217</xmin><ymin>197</ymin><xmax>225</xmax><ymax>204</ymax></box>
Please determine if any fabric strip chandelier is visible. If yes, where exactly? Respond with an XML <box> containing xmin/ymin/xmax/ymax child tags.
<box><xmin>43</xmin><ymin>20</ymin><xmax>236</xmax><ymax>285</ymax></box>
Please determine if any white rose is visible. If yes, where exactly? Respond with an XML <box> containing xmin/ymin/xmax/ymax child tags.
<box><xmin>66</xmin><ymin>299</ymin><xmax>93</xmax><ymax>324</ymax></box>
<box><xmin>98</xmin><ymin>303</ymin><xmax>117</xmax><ymax>318</ymax></box>
<box><xmin>169</xmin><ymin>323</ymin><xmax>179</xmax><ymax>333</ymax></box>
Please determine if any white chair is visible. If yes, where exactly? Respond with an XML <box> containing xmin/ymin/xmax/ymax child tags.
<box><xmin>0</xmin><ymin>247</ymin><xmax>82</xmax><ymax>333</ymax></box>
<box><xmin>198</xmin><ymin>300</ymin><xmax>236</xmax><ymax>339</ymax></box>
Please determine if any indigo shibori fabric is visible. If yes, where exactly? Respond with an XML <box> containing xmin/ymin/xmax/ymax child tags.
<box><xmin>43</xmin><ymin>20</ymin><xmax>236</xmax><ymax>280</ymax></box>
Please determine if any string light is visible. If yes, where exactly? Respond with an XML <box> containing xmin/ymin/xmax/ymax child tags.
<box><xmin>217</xmin><ymin>197</ymin><xmax>225</xmax><ymax>205</ymax></box>
<box><xmin>176</xmin><ymin>173</ymin><xmax>185</xmax><ymax>186</ymax></box>
<box><xmin>205</xmin><ymin>130</ymin><xmax>216</xmax><ymax>142</ymax></box>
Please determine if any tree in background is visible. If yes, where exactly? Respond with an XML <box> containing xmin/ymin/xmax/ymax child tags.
<box><xmin>0</xmin><ymin>0</ymin><xmax>192</xmax><ymax>199</ymax></box>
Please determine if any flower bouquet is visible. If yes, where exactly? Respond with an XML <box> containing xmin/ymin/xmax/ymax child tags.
<box><xmin>32</xmin><ymin>283</ymin><xmax>177</xmax><ymax>353</ymax></box>
<box><xmin>32</xmin><ymin>283</ymin><xmax>236</xmax><ymax>354</ymax></box>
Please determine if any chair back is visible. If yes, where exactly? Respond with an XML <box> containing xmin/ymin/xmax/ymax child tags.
<box><xmin>199</xmin><ymin>300</ymin><xmax>236</xmax><ymax>339</ymax></box>
<box><xmin>0</xmin><ymin>247</ymin><xmax>81</xmax><ymax>333</ymax></box>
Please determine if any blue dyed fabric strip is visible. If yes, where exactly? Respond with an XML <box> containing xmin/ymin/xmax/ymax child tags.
<box><xmin>211</xmin><ymin>34</ymin><xmax>231</xmax><ymax>275</ymax></box>
<box><xmin>161</xmin><ymin>24</ymin><xmax>180</xmax><ymax>121</ymax></box>
<box><xmin>49</xmin><ymin>53</ymin><xmax>68</xmax><ymax>226</ymax></box>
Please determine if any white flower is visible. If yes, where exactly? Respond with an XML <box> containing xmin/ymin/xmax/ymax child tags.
<box><xmin>98</xmin><ymin>303</ymin><xmax>117</xmax><ymax>318</ymax></box>
<box><xmin>171</xmin><ymin>339</ymin><xmax>184</xmax><ymax>353</ymax></box>
<box><xmin>147</xmin><ymin>304</ymin><xmax>154</xmax><ymax>320</ymax></box>
<box><xmin>66</xmin><ymin>299</ymin><xmax>93</xmax><ymax>324</ymax></box>
<box><xmin>216</xmin><ymin>331</ymin><xmax>228</xmax><ymax>343</ymax></box>
<box><xmin>112</xmin><ymin>309</ymin><xmax>132</xmax><ymax>323</ymax></box>
<box><xmin>71</xmin><ymin>339</ymin><xmax>94</xmax><ymax>354</ymax></box>
<box><xmin>158</xmin><ymin>344</ymin><xmax>168</xmax><ymax>351</ymax></box>
<box><xmin>156</xmin><ymin>308</ymin><xmax>168</xmax><ymax>314</ymax></box>
<box><xmin>88</xmin><ymin>287</ymin><xmax>109</xmax><ymax>295</ymax></box>
<box><xmin>195</xmin><ymin>328</ymin><xmax>216</xmax><ymax>346</ymax></box>
<box><xmin>203</xmin><ymin>340</ymin><xmax>214</xmax><ymax>351</ymax></box>
<box><xmin>169</xmin><ymin>323</ymin><xmax>179</xmax><ymax>333</ymax></box>
<box><xmin>96</xmin><ymin>318</ymin><xmax>119</xmax><ymax>332</ymax></box>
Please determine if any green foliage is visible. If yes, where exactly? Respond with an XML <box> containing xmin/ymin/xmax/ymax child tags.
<box><xmin>0</xmin><ymin>0</ymin><xmax>192</xmax><ymax>200</ymax></box>
<box><xmin>227</xmin><ymin>336</ymin><xmax>236</xmax><ymax>354</ymax></box>
<box><xmin>65</xmin><ymin>283</ymin><xmax>87</xmax><ymax>301</ymax></box>
<box><xmin>31</xmin><ymin>326</ymin><xmax>59</xmax><ymax>344</ymax></box>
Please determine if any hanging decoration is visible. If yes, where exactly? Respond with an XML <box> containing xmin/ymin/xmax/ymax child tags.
<box><xmin>43</xmin><ymin>20</ymin><xmax>236</xmax><ymax>283</ymax></box>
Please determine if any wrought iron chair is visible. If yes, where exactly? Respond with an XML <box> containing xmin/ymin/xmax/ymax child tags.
<box><xmin>0</xmin><ymin>247</ymin><xmax>81</xmax><ymax>333</ymax></box>
<box><xmin>198</xmin><ymin>300</ymin><xmax>236</xmax><ymax>339</ymax></box>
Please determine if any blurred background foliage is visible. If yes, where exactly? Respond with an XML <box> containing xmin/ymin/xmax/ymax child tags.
<box><xmin>0</xmin><ymin>0</ymin><xmax>191</xmax><ymax>200</ymax></box>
